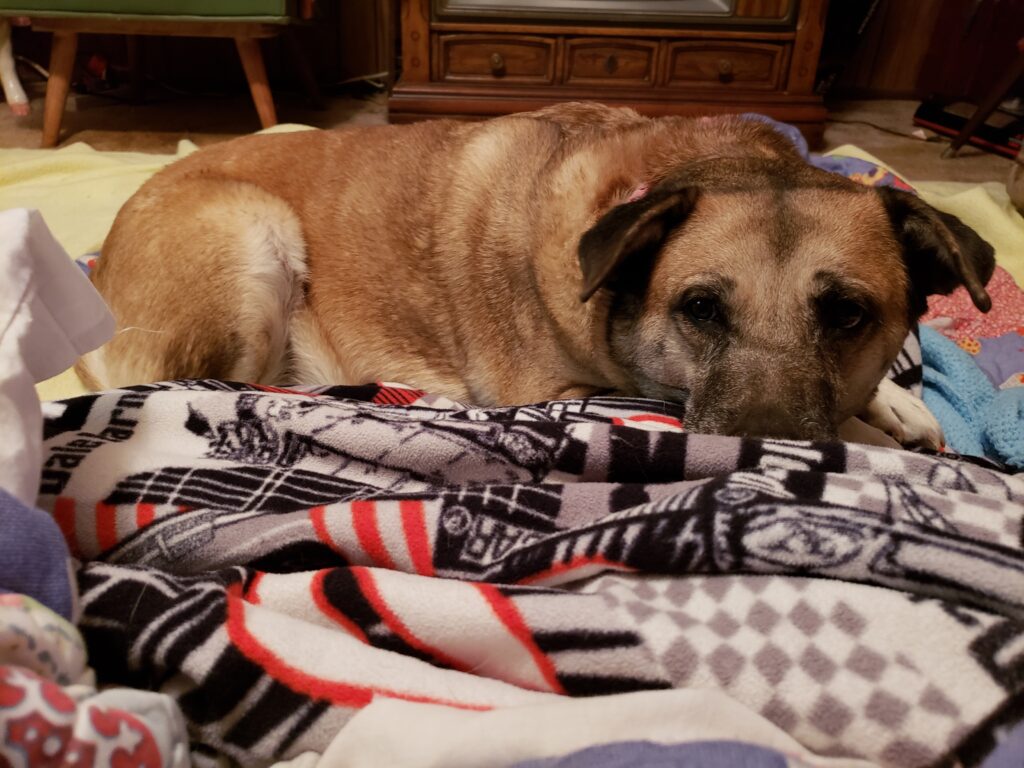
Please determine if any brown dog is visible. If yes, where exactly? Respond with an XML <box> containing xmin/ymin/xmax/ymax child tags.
<box><xmin>78</xmin><ymin>103</ymin><xmax>995</xmax><ymax>446</ymax></box>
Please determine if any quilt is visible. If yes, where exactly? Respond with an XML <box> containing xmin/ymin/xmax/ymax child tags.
<box><xmin>35</xmin><ymin>377</ymin><xmax>1024</xmax><ymax>767</ymax></box>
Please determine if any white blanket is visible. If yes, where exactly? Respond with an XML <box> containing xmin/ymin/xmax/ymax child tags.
<box><xmin>0</xmin><ymin>208</ymin><xmax>112</xmax><ymax>505</ymax></box>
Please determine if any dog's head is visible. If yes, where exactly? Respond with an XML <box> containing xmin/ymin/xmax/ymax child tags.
<box><xmin>578</xmin><ymin>156</ymin><xmax>994</xmax><ymax>440</ymax></box>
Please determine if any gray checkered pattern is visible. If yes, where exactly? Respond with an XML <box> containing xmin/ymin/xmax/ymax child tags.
<box><xmin>587</xmin><ymin>574</ymin><xmax>1011</xmax><ymax>767</ymax></box>
<box><xmin>821</xmin><ymin>474</ymin><xmax>1022</xmax><ymax>549</ymax></box>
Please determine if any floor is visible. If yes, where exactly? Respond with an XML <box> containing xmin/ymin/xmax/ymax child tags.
<box><xmin>0</xmin><ymin>78</ymin><xmax>1017</xmax><ymax>186</ymax></box>
<box><xmin>824</xmin><ymin>100</ymin><xmax>1016</xmax><ymax>184</ymax></box>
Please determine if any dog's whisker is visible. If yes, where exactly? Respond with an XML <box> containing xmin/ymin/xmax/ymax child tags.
<box><xmin>116</xmin><ymin>326</ymin><xmax>167</xmax><ymax>335</ymax></box>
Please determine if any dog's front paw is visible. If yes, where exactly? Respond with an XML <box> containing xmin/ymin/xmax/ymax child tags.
<box><xmin>861</xmin><ymin>378</ymin><xmax>944</xmax><ymax>451</ymax></box>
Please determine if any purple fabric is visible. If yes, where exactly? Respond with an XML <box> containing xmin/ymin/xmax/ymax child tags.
<box><xmin>0</xmin><ymin>487</ymin><xmax>74</xmax><ymax>620</ymax></box>
<box><xmin>981</xmin><ymin>720</ymin><xmax>1024</xmax><ymax>768</ymax></box>
<box><xmin>742</xmin><ymin>112</ymin><xmax>916</xmax><ymax>192</ymax></box>
<box><xmin>973</xmin><ymin>331</ymin><xmax>1024</xmax><ymax>389</ymax></box>
<box><xmin>512</xmin><ymin>740</ymin><xmax>790</xmax><ymax>768</ymax></box>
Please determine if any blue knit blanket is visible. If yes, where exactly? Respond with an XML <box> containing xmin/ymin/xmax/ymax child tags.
<box><xmin>921</xmin><ymin>325</ymin><xmax>1024</xmax><ymax>469</ymax></box>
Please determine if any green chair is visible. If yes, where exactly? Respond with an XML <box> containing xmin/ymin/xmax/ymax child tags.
<box><xmin>0</xmin><ymin>0</ymin><xmax>317</xmax><ymax>146</ymax></box>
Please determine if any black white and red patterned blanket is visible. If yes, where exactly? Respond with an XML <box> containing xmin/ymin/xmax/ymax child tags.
<box><xmin>36</xmin><ymin>378</ymin><xmax>1024</xmax><ymax>768</ymax></box>
<box><xmin>36</xmin><ymin>377</ymin><xmax>1024</xmax><ymax>767</ymax></box>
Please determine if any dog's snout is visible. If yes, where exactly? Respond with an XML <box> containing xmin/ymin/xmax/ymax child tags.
<box><xmin>726</xmin><ymin>403</ymin><xmax>831</xmax><ymax>441</ymax></box>
<box><xmin>728</xmin><ymin>404</ymin><xmax>794</xmax><ymax>439</ymax></box>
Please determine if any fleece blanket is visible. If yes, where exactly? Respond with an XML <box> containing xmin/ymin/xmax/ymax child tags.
<box><xmin>36</xmin><ymin>378</ymin><xmax>1024</xmax><ymax>767</ymax></box>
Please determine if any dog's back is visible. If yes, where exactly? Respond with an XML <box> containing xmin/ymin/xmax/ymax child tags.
<box><xmin>76</xmin><ymin>106</ymin><xmax>664</xmax><ymax>392</ymax></box>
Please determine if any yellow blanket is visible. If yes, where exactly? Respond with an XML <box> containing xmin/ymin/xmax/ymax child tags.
<box><xmin>0</xmin><ymin>126</ymin><xmax>312</xmax><ymax>401</ymax></box>
<box><xmin>1</xmin><ymin>142</ymin><xmax>191</xmax><ymax>400</ymax></box>
<box><xmin>1</xmin><ymin>136</ymin><xmax>1020</xmax><ymax>402</ymax></box>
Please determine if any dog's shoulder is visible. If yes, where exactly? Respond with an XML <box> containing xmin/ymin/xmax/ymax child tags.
<box><xmin>508</xmin><ymin>102</ymin><xmax>649</xmax><ymax>140</ymax></box>
<box><xmin>513</xmin><ymin>106</ymin><xmax>807</xmax><ymax>177</ymax></box>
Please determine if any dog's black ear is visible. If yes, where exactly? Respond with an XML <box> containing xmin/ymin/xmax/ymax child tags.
<box><xmin>877</xmin><ymin>186</ymin><xmax>995</xmax><ymax>315</ymax></box>
<box><xmin>578</xmin><ymin>185</ymin><xmax>698</xmax><ymax>302</ymax></box>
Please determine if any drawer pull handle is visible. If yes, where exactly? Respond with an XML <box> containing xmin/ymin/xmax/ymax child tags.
<box><xmin>717</xmin><ymin>58</ymin><xmax>734</xmax><ymax>82</ymax></box>
<box><xmin>490</xmin><ymin>52</ymin><xmax>505</xmax><ymax>74</ymax></box>
<box><xmin>604</xmin><ymin>54</ymin><xmax>618</xmax><ymax>75</ymax></box>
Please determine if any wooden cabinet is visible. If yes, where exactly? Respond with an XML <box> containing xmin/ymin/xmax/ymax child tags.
<box><xmin>389</xmin><ymin>0</ymin><xmax>829</xmax><ymax>146</ymax></box>
<box><xmin>564</xmin><ymin>39</ymin><xmax>658</xmax><ymax>86</ymax></box>
<box><xmin>438</xmin><ymin>35</ymin><xmax>557</xmax><ymax>83</ymax></box>
<box><xmin>665</xmin><ymin>41</ymin><xmax>788</xmax><ymax>89</ymax></box>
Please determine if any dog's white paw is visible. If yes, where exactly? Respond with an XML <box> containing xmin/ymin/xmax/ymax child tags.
<box><xmin>862</xmin><ymin>378</ymin><xmax>945</xmax><ymax>451</ymax></box>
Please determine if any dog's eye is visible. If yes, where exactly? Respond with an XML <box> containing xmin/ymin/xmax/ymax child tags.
<box><xmin>683</xmin><ymin>296</ymin><xmax>722</xmax><ymax>324</ymax></box>
<box><xmin>825</xmin><ymin>299</ymin><xmax>867</xmax><ymax>331</ymax></box>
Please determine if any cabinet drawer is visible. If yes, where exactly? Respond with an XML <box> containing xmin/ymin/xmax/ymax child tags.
<box><xmin>437</xmin><ymin>34</ymin><xmax>556</xmax><ymax>83</ymax></box>
<box><xmin>565</xmin><ymin>39</ymin><xmax>658</xmax><ymax>86</ymax></box>
<box><xmin>666</xmin><ymin>41</ymin><xmax>787</xmax><ymax>89</ymax></box>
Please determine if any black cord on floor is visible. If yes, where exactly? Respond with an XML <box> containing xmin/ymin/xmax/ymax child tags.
<box><xmin>827</xmin><ymin>118</ymin><xmax>947</xmax><ymax>143</ymax></box>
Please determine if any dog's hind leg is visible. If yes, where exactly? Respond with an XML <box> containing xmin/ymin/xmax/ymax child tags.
<box><xmin>77</xmin><ymin>178</ymin><xmax>307</xmax><ymax>389</ymax></box>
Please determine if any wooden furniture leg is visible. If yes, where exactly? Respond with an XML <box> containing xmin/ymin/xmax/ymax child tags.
<box><xmin>41</xmin><ymin>30</ymin><xmax>77</xmax><ymax>147</ymax></box>
<box><xmin>943</xmin><ymin>39</ymin><xmax>1024</xmax><ymax>158</ymax></box>
<box><xmin>235</xmin><ymin>35</ymin><xmax>277</xmax><ymax>129</ymax></box>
